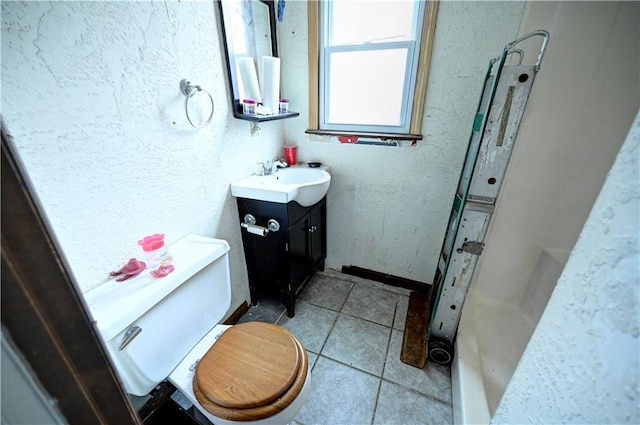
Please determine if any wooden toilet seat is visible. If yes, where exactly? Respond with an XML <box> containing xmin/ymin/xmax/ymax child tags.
<box><xmin>193</xmin><ymin>322</ymin><xmax>309</xmax><ymax>421</ymax></box>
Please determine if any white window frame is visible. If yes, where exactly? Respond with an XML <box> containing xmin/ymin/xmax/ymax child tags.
<box><xmin>319</xmin><ymin>1</ymin><xmax>425</xmax><ymax>134</ymax></box>
<box><xmin>307</xmin><ymin>1</ymin><xmax>439</xmax><ymax>141</ymax></box>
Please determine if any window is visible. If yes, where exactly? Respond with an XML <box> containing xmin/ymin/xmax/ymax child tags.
<box><xmin>307</xmin><ymin>0</ymin><xmax>439</xmax><ymax>142</ymax></box>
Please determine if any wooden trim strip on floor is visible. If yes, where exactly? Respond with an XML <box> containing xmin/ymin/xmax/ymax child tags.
<box><xmin>400</xmin><ymin>291</ymin><xmax>431</xmax><ymax>368</ymax></box>
<box><xmin>341</xmin><ymin>265</ymin><xmax>430</xmax><ymax>293</ymax></box>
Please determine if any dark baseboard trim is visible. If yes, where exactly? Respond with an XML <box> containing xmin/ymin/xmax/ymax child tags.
<box><xmin>223</xmin><ymin>300</ymin><xmax>250</xmax><ymax>325</ymax></box>
<box><xmin>341</xmin><ymin>265</ymin><xmax>430</xmax><ymax>293</ymax></box>
<box><xmin>139</xmin><ymin>381</ymin><xmax>177</xmax><ymax>422</ymax></box>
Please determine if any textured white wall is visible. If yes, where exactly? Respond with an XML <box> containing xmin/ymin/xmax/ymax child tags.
<box><xmin>2</xmin><ymin>1</ymin><xmax>528</xmax><ymax>299</ymax></box>
<box><xmin>493</xmin><ymin>113</ymin><xmax>639</xmax><ymax>424</ymax></box>
<box><xmin>1</xmin><ymin>1</ymin><xmax>287</xmax><ymax>312</ymax></box>
<box><xmin>278</xmin><ymin>1</ymin><xmax>525</xmax><ymax>283</ymax></box>
<box><xmin>470</xmin><ymin>1</ymin><xmax>640</xmax><ymax>306</ymax></box>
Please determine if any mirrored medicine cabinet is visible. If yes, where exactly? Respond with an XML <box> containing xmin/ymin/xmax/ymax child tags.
<box><xmin>218</xmin><ymin>0</ymin><xmax>299</xmax><ymax>122</ymax></box>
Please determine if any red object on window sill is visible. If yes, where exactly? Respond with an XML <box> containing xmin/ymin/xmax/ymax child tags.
<box><xmin>338</xmin><ymin>136</ymin><xmax>359</xmax><ymax>144</ymax></box>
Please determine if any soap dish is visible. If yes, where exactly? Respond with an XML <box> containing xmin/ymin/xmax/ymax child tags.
<box><xmin>308</xmin><ymin>162</ymin><xmax>322</xmax><ymax>168</ymax></box>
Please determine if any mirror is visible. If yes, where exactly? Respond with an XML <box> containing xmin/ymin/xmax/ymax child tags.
<box><xmin>218</xmin><ymin>0</ymin><xmax>298</xmax><ymax>121</ymax></box>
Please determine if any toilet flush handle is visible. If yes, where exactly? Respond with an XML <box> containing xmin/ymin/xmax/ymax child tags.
<box><xmin>118</xmin><ymin>325</ymin><xmax>142</xmax><ymax>351</ymax></box>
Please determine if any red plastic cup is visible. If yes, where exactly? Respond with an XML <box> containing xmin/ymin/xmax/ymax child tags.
<box><xmin>284</xmin><ymin>145</ymin><xmax>297</xmax><ymax>165</ymax></box>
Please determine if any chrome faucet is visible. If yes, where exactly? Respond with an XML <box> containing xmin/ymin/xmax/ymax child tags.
<box><xmin>271</xmin><ymin>157</ymin><xmax>289</xmax><ymax>174</ymax></box>
<box><xmin>256</xmin><ymin>161</ymin><xmax>269</xmax><ymax>176</ymax></box>
<box><xmin>256</xmin><ymin>158</ymin><xmax>288</xmax><ymax>176</ymax></box>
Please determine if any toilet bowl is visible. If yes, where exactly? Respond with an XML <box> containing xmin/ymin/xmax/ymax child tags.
<box><xmin>83</xmin><ymin>234</ymin><xmax>310</xmax><ymax>425</ymax></box>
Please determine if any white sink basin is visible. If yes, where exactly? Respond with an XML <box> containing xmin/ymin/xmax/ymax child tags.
<box><xmin>230</xmin><ymin>167</ymin><xmax>331</xmax><ymax>207</ymax></box>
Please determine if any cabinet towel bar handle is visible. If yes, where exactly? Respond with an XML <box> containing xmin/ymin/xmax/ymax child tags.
<box><xmin>241</xmin><ymin>222</ymin><xmax>269</xmax><ymax>237</ymax></box>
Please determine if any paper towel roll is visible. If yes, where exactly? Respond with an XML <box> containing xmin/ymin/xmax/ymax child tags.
<box><xmin>237</xmin><ymin>57</ymin><xmax>262</xmax><ymax>102</ymax></box>
<box><xmin>261</xmin><ymin>56</ymin><xmax>281</xmax><ymax>113</ymax></box>
<box><xmin>243</xmin><ymin>223</ymin><xmax>268</xmax><ymax>237</ymax></box>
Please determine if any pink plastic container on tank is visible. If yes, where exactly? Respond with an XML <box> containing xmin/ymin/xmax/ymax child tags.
<box><xmin>137</xmin><ymin>233</ymin><xmax>172</xmax><ymax>272</ymax></box>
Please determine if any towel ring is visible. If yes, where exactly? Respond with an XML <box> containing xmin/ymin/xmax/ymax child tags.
<box><xmin>180</xmin><ymin>79</ymin><xmax>214</xmax><ymax>128</ymax></box>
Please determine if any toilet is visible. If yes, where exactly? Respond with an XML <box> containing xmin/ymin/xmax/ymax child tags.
<box><xmin>84</xmin><ymin>234</ymin><xmax>311</xmax><ymax>425</ymax></box>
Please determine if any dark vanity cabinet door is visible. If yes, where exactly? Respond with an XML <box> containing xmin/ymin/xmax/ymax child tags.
<box><xmin>287</xmin><ymin>214</ymin><xmax>311</xmax><ymax>297</ymax></box>
<box><xmin>236</xmin><ymin>198</ymin><xmax>288</xmax><ymax>296</ymax></box>
<box><xmin>308</xmin><ymin>200</ymin><xmax>326</xmax><ymax>271</ymax></box>
<box><xmin>236</xmin><ymin>197</ymin><xmax>326</xmax><ymax>317</ymax></box>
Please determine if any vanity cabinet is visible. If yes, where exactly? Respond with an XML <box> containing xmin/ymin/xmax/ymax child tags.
<box><xmin>236</xmin><ymin>197</ymin><xmax>326</xmax><ymax>317</ymax></box>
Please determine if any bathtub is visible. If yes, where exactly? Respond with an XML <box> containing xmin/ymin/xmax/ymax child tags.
<box><xmin>452</xmin><ymin>248</ymin><xmax>568</xmax><ymax>424</ymax></box>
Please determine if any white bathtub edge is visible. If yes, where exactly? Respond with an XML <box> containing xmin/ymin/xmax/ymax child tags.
<box><xmin>452</xmin><ymin>319</ymin><xmax>492</xmax><ymax>425</ymax></box>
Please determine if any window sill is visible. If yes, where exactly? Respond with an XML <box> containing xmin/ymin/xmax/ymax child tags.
<box><xmin>305</xmin><ymin>129</ymin><xmax>423</xmax><ymax>142</ymax></box>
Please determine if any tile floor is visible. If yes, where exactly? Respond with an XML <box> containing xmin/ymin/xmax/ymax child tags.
<box><xmin>237</xmin><ymin>270</ymin><xmax>453</xmax><ymax>425</ymax></box>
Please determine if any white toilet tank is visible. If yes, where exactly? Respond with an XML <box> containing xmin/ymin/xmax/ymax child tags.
<box><xmin>83</xmin><ymin>234</ymin><xmax>232</xmax><ymax>396</ymax></box>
